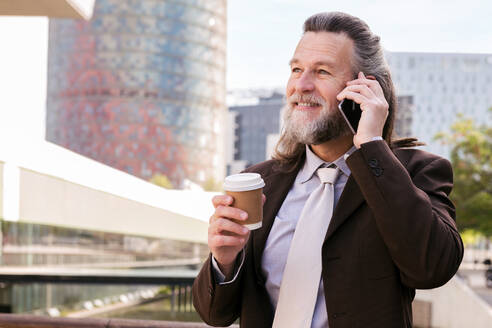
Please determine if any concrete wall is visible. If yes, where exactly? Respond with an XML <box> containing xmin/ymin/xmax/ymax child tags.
<box><xmin>18</xmin><ymin>168</ymin><xmax>208</xmax><ymax>244</ymax></box>
<box><xmin>0</xmin><ymin>0</ymin><xmax>95</xmax><ymax>19</ymax></box>
<box><xmin>415</xmin><ymin>276</ymin><xmax>492</xmax><ymax>328</ymax></box>
<box><xmin>0</xmin><ymin>162</ymin><xmax>3</xmax><ymax>219</ymax></box>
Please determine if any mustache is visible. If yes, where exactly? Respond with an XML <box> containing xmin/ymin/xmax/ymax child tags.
<box><xmin>287</xmin><ymin>93</ymin><xmax>326</xmax><ymax>106</ymax></box>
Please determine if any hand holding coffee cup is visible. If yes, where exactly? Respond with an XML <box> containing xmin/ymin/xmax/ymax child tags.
<box><xmin>208</xmin><ymin>173</ymin><xmax>265</xmax><ymax>276</ymax></box>
<box><xmin>223</xmin><ymin>173</ymin><xmax>265</xmax><ymax>230</ymax></box>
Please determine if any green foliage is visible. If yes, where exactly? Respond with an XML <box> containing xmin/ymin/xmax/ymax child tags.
<box><xmin>435</xmin><ymin>108</ymin><xmax>492</xmax><ymax>236</ymax></box>
<box><xmin>202</xmin><ymin>177</ymin><xmax>223</xmax><ymax>192</ymax></box>
<box><xmin>149</xmin><ymin>174</ymin><xmax>174</xmax><ymax>189</ymax></box>
<box><xmin>460</xmin><ymin>229</ymin><xmax>485</xmax><ymax>247</ymax></box>
<box><xmin>157</xmin><ymin>286</ymin><xmax>171</xmax><ymax>295</ymax></box>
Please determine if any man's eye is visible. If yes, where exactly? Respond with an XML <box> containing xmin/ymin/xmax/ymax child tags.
<box><xmin>318</xmin><ymin>69</ymin><xmax>330</xmax><ymax>75</ymax></box>
<box><xmin>291</xmin><ymin>67</ymin><xmax>302</xmax><ymax>73</ymax></box>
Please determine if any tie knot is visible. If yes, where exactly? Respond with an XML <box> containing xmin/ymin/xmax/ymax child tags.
<box><xmin>317</xmin><ymin>167</ymin><xmax>338</xmax><ymax>184</ymax></box>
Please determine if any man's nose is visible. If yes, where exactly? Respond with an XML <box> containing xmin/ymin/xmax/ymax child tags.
<box><xmin>296</xmin><ymin>72</ymin><xmax>315</xmax><ymax>93</ymax></box>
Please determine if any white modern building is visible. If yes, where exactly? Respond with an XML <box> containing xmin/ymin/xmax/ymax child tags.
<box><xmin>386</xmin><ymin>52</ymin><xmax>492</xmax><ymax>158</ymax></box>
<box><xmin>0</xmin><ymin>2</ymin><xmax>213</xmax><ymax>314</ymax></box>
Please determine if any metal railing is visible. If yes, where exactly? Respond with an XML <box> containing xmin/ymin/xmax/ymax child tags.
<box><xmin>0</xmin><ymin>268</ymin><xmax>218</xmax><ymax>326</ymax></box>
<box><xmin>0</xmin><ymin>314</ymin><xmax>240</xmax><ymax>328</ymax></box>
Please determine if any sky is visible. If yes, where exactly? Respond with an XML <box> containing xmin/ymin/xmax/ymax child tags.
<box><xmin>1</xmin><ymin>0</ymin><xmax>491</xmax><ymax>143</ymax></box>
<box><xmin>0</xmin><ymin>17</ymin><xmax>48</xmax><ymax>142</ymax></box>
<box><xmin>226</xmin><ymin>0</ymin><xmax>492</xmax><ymax>89</ymax></box>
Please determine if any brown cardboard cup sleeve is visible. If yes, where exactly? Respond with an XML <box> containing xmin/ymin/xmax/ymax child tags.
<box><xmin>223</xmin><ymin>173</ymin><xmax>265</xmax><ymax>230</ymax></box>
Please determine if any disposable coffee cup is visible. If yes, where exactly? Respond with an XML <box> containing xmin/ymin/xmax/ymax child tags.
<box><xmin>223</xmin><ymin>173</ymin><xmax>265</xmax><ymax>230</ymax></box>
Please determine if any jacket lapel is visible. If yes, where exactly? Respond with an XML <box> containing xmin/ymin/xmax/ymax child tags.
<box><xmin>252</xmin><ymin>166</ymin><xmax>299</xmax><ymax>283</ymax></box>
<box><xmin>251</xmin><ymin>161</ymin><xmax>366</xmax><ymax>281</ymax></box>
<box><xmin>324</xmin><ymin>174</ymin><xmax>365</xmax><ymax>241</ymax></box>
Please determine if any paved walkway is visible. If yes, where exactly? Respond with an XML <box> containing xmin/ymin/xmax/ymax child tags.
<box><xmin>458</xmin><ymin>268</ymin><xmax>492</xmax><ymax>306</ymax></box>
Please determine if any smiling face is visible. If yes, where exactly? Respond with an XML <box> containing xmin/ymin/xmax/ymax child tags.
<box><xmin>283</xmin><ymin>31</ymin><xmax>355</xmax><ymax>144</ymax></box>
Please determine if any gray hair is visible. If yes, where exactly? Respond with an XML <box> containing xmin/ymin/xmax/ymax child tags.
<box><xmin>273</xmin><ymin>12</ymin><xmax>421</xmax><ymax>170</ymax></box>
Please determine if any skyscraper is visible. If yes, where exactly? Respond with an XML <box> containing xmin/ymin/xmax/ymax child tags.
<box><xmin>46</xmin><ymin>0</ymin><xmax>227</xmax><ymax>187</ymax></box>
<box><xmin>228</xmin><ymin>92</ymin><xmax>284</xmax><ymax>168</ymax></box>
<box><xmin>386</xmin><ymin>52</ymin><xmax>492</xmax><ymax>158</ymax></box>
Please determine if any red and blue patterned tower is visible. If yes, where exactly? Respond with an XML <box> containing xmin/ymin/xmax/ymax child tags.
<box><xmin>46</xmin><ymin>0</ymin><xmax>227</xmax><ymax>187</ymax></box>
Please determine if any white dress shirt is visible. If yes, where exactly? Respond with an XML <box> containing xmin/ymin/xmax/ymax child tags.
<box><xmin>213</xmin><ymin>144</ymin><xmax>357</xmax><ymax>327</ymax></box>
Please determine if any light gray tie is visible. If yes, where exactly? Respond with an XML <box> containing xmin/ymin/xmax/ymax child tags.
<box><xmin>273</xmin><ymin>166</ymin><xmax>339</xmax><ymax>328</ymax></box>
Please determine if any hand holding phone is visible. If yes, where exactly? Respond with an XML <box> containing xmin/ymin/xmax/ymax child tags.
<box><xmin>337</xmin><ymin>72</ymin><xmax>389</xmax><ymax>147</ymax></box>
<box><xmin>338</xmin><ymin>98</ymin><xmax>361</xmax><ymax>134</ymax></box>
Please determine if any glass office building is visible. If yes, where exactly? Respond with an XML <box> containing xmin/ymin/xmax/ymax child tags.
<box><xmin>386</xmin><ymin>52</ymin><xmax>492</xmax><ymax>158</ymax></box>
<box><xmin>46</xmin><ymin>0</ymin><xmax>227</xmax><ymax>187</ymax></box>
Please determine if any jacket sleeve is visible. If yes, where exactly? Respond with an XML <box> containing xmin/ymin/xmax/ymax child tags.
<box><xmin>192</xmin><ymin>253</ymin><xmax>244</xmax><ymax>326</ymax></box>
<box><xmin>346</xmin><ymin>140</ymin><xmax>464</xmax><ymax>289</ymax></box>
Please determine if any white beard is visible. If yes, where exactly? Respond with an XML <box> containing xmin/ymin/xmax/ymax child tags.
<box><xmin>282</xmin><ymin>93</ymin><xmax>351</xmax><ymax>145</ymax></box>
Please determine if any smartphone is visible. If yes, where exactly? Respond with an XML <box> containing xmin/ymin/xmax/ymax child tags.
<box><xmin>338</xmin><ymin>98</ymin><xmax>361</xmax><ymax>134</ymax></box>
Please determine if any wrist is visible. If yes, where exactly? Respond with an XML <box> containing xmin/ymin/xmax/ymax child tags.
<box><xmin>354</xmin><ymin>135</ymin><xmax>383</xmax><ymax>148</ymax></box>
<box><xmin>217</xmin><ymin>260</ymin><xmax>235</xmax><ymax>278</ymax></box>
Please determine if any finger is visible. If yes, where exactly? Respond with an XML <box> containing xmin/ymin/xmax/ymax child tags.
<box><xmin>346</xmin><ymin>77</ymin><xmax>380</xmax><ymax>89</ymax></box>
<box><xmin>347</xmin><ymin>80</ymin><xmax>384</xmax><ymax>99</ymax></box>
<box><xmin>336</xmin><ymin>91</ymin><xmax>369</xmax><ymax>109</ymax></box>
<box><xmin>212</xmin><ymin>218</ymin><xmax>250</xmax><ymax>236</ymax></box>
<box><xmin>212</xmin><ymin>195</ymin><xmax>233</xmax><ymax>208</ymax></box>
<box><xmin>262</xmin><ymin>194</ymin><xmax>266</xmax><ymax>205</ymax></box>
<box><xmin>210</xmin><ymin>234</ymin><xmax>245</xmax><ymax>247</ymax></box>
<box><xmin>339</xmin><ymin>84</ymin><xmax>375</xmax><ymax>99</ymax></box>
<box><xmin>346</xmin><ymin>78</ymin><xmax>379</xmax><ymax>90</ymax></box>
<box><xmin>215</xmin><ymin>205</ymin><xmax>248</xmax><ymax>222</ymax></box>
<box><xmin>346</xmin><ymin>73</ymin><xmax>384</xmax><ymax>97</ymax></box>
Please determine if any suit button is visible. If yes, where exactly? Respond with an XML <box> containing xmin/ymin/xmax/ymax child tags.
<box><xmin>372</xmin><ymin>167</ymin><xmax>383</xmax><ymax>177</ymax></box>
<box><xmin>368</xmin><ymin>158</ymin><xmax>379</xmax><ymax>168</ymax></box>
<box><xmin>332</xmin><ymin>312</ymin><xmax>345</xmax><ymax>319</ymax></box>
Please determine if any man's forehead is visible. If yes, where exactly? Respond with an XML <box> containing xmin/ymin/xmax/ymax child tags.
<box><xmin>289</xmin><ymin>31</ymin><xmax>353</xmax><ymax>68</ymax></box>
<box><xmin>289</xmin><ymin>58</ymin><xmax>337</xmax><ymax>68</ymax></box>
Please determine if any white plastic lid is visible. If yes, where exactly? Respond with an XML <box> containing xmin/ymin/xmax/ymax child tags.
<box><xmin>223</xmin><ymin>173</ymin><xmax>265</xmax><ymax>192</ymax></box>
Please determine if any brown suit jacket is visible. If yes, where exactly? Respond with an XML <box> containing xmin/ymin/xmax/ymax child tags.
<box><xmin>193</xmin><ymin>141</ymin><xmax>463</xmax><ymax>328</ymax></box>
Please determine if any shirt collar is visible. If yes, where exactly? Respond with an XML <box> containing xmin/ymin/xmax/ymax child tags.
<box><xmin>298</xmin><ymin>144</ymin><xmax>356</xmax><ymax>184</ymax></box>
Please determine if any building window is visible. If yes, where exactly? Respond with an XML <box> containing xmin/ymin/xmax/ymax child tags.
<box><xmin>408</xmin><ymin>57</ymin><xmax>415</xmax><ymax>69</ymax></box>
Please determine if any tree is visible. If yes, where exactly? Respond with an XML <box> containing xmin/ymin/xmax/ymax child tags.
<box><xmin>149</xmin><ymin>174</ymin><xmax>174</xmax><ymax>189</ymax></box>
<box><xmin>435</xmin><ymin>108</ymin><xmax>492</xmax><ymax>236</ymax></box>
<box><xmin>202</xmin><ymin>177</ymin><xmax>222</xmax><ymax>192</ymax></box>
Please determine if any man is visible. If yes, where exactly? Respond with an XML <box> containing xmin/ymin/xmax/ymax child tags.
<box><xmin>193</xmin><ymin>12</ymin><xmax>463</xmax><ymax>328</ymax></box>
